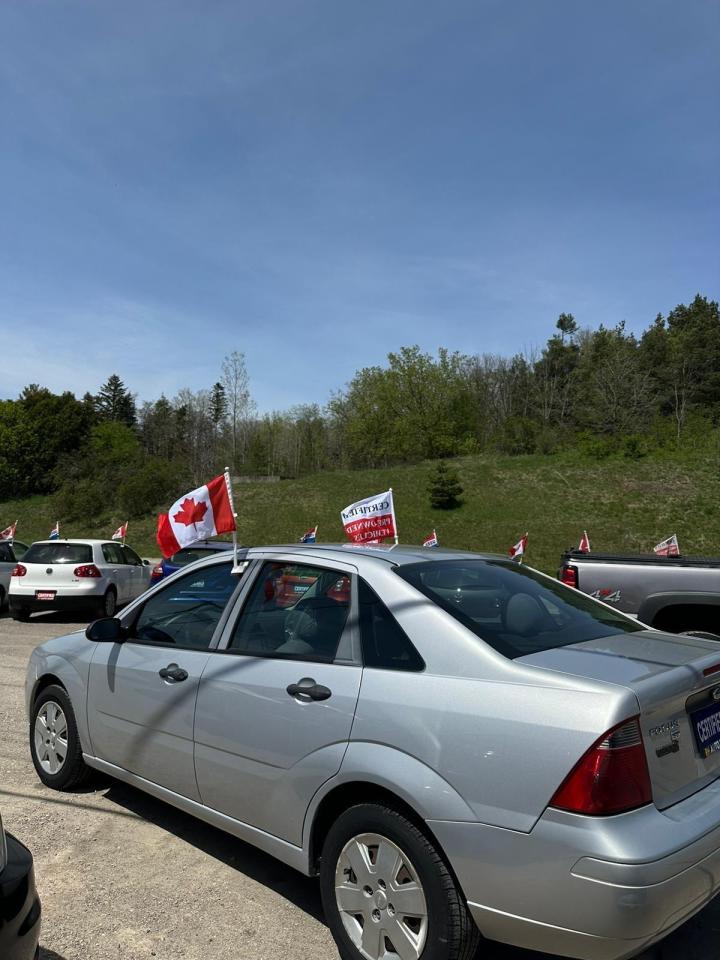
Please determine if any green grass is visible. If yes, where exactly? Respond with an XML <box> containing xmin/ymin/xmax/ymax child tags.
<box><xmin>2</xmin><ymin>448</ymin><xmax>719</xmax><ymax>574</ymax></box>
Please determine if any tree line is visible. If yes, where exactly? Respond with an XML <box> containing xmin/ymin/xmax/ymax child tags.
<box><xmin>0</xmin><ymin>294</ymin><xmax>717</xmax><ymax>520</ymax></box>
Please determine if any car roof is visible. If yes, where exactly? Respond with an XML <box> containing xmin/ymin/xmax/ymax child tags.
<box><xmin>172</xmin><ymin>541</ymin><xmax>234</xmax><ymax>552</ymax></box>
<box><xmin>27</xmin><ymin>539</ymin><xmax>126</xmax><ymax>546</ymax></box>
<box><xmin>183</xmin><ymin>542</ymin><xmax>508</xmax><ymax>573</ymax></box>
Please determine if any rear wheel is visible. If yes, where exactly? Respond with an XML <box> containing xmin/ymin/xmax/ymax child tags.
<box><xmin>320</xmin><ymin>804</ymin><xmax>480</xmax><ymax>960</ymax></box>
<box><xmin>98</xmin><ymin>587</ymin><xmax>117</xmax><ymax>619</ymax></box>
<box><xmin>30</xmin><ymin>685</ymin><xmax>89</xmax><ymax>790</ymax></box>
<box><xmin>0</xmin><ymin>585</ymin><xmax>5</xmax><ymax>610</ymax></box>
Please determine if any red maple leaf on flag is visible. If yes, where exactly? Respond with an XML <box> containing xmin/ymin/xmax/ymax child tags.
<box><xmin>173</xmin><ymin>497</ymin><xmax>208</xmax><ymax>526</ymax></box>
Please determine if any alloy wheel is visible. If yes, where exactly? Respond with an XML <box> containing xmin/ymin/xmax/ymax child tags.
<box><xmin>335</xmin><ymin>832</ymin><xmax>428</xmax><ymax>960</ymax></box>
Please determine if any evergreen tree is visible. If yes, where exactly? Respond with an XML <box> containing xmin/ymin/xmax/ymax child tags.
<box><xmin>428</xmin><ymin>460</ymin><xmax>463</xmax><ymax>509</ymax></box>
<box><xmin>95</xmin><ymin>374</ymin><xmax>137</xmax><ymax>427</ymax></box>
<box><xmin>210</xmin><ymin>382</ymin><xmax>228</xmax><ymax>429</ymax></box>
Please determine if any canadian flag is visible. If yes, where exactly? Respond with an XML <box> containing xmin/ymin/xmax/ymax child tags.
<box><xmin>112</xmin><ymin>521</ymin><xmax>128</xmax><ymax>541</ymax></box>
<box><xmin>157</xmin><ymin>473</ymin><xmax>236</xmax><ymax>558</ymax></box>
<box><xmin>0</xmin><ymin>520</ymin><xmax>17</xmax><ymax>541</ymax></box>
<box><xmin>578</xmin><ymin>530</ymin><xmax>591</xmax><ymax>553</ymax></box>
<box><xmin>509</xmin><ymin>533</ymin><xmax>528</xmax><ymax>560</ymax></box>
<box><xmin>654</xmin><ymin>534</ymin><xmax>679</xmax><ymax>557</ymax></box>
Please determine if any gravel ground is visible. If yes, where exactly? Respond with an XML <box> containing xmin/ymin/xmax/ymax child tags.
<box><xmin>1</xmin><ymin>611</ymin><xmax>718</xmax><ymax>960</ymax></box>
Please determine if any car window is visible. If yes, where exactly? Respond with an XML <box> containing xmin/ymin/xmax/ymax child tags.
<box><xmin>396</xmin><ymin>560</ymin><xmax>644</xmax><ymax>659</ymax></box>
<box><xmin>130</xmin><ymin>561</ymin><xmax>239</xmax><ymax>650</ymax></box>
<box><xmin>169</xmin><ymin>546</ymin><xmax>227</xmax><ymax>567</ymax></box>
<box><xmin>122</xmin><ymin>546</ymin><xmax>142</xmax><ymax>565</ymax></box>
<box><xmin>228</xmin><ymin>562</ymin><xmax>351</xmax><ymax>663</ymax></box>
<box><xmin>101</xmin><ymin>543</ymin><xmax>125</xmax><ymax>565</ymax></box>
<box><xmin>359</xmin><ymin>579</ymin><xmax>424</xmax><ymax>671</ymax></box>
<box><xmin>0</xmin><ymin>542</ymin><xmax>14</xmax><ymax>563</ymax></box>
<box><xmin>10</xmin><ymin>541</ymin><xmax>28</xmax><ymax>560</ymax></box>
<box><xmin>23</xmin><ymin>543</ymin><xmax>93</xmax><ymax>565</ymax></box>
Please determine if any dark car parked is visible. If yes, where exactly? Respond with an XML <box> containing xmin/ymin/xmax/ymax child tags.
<box><xmin>149</xmin><ymin>539</ymin><xmax>234</xmax><ymax>585</ymax></box>
<box><xmin>0</xmin><ymin>812</ymin><xmax>41</xmax><ymax>960</ymax></box>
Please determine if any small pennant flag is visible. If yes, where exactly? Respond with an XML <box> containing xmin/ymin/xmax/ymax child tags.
<box><xmin>299</xmin><ymin>525</ymin><xmax>317</xmax><ymax>544</ymax></box>
<box><xmin>509</xmin><ymin>532</ymin><xmax>528</xmax><ymax>560</ymax></box>
<box><xmin>654</xmin><ymin>533</ymin><xmax>679</xmax><ymax>557</ymax></box>
<box><xmin>49</xmin><ymin>521</ymin><xmax>60</xmax><ymax>540</ymax></box>
<box><xmin>112</xmin><ymin>521</ymin><xmax>128</xmax><ymax>542</ymax></box>
<box><xmin>0</xmin><ymin>520</ymin><xmax>18</xmax><ymax>541</ymax></box>
<box><xmin>422</xmin><ymin>529</ymin><xmax>438</xmax><ymax>548</ymax></box>
<box><xmin>578</xmin><ymin>530</ymin><xmax>591</xmax><ymax>553</ymax></box>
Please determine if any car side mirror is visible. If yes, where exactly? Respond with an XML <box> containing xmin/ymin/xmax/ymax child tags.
<box><xmin>142</xmin><ymin>559</ymin><xmax>150</xmax><ymax>566</ymax></box>
<box><xmin>86</xmin><ymin>617</ymin><xmax>126</xmax><ymax>643</ymax></box>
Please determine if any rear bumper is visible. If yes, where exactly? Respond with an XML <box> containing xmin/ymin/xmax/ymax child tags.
<box><xmin>0</xmin><ymin>833</ymin><xmax>41</xmax><ymax>960</ymax></box>
<box><xmin>429</xmin><ymin>776</ymin><xmax>720</xmax><ymax>960</ymax></box>
<box><xmin>9</xmin><ymin>594</ymin><xmax>100</xmax><ymax>615</ymax></box>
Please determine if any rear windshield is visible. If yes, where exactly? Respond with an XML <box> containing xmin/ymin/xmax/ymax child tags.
<box><xmin>170</xmin><ymin>546</ymin><xmax>226</xmax><ymax>567</ymax></box>
<box><xmin>395</xmin><ymin>559</ymin><xmax>644</xmax><ymax>659</ymax></box>
<box><xmin>24</xmin><ymin>543</ymin><xmax>93</xmax><ymax>565</ymax></box>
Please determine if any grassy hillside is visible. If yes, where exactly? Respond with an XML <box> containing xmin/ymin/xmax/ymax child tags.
<box><xmin>1</xmin><ymin>449</ymin><xmax>718</xmax><ymax>574</ymax></box>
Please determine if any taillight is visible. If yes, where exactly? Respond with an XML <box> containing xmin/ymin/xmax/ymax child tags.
<box><xmin>74</xmin><ymin>564</ymin><xmax>102</xmax><ymax>578</ymax></box>
<box><xmin>559</xmin><ymin>564</ymin><xmax>578</xmax><ymax>589</ymax></box>
<box><xmin>150</xmin><ymin>563</ymin><xmax>164</xmax><ymax>581</ymax></box>
<box><xmin>550</xmin><ymin>717</ymin><xmax>652</xmax><ymax>816</ymax></box>
<box><xmin>11</xmin><ymin>564</ymin><xmax>26</xmax><ymax>577</ymax></box>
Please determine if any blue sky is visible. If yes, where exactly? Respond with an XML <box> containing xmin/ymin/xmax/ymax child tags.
<box><xmin>1</xmin><ymin>0</ymin><xmax>718</xmax><ymax>411</ymax></box>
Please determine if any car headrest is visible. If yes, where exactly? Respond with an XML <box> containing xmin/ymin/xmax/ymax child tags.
<box><xmin>504</xmin><ymin>593</ymin><xmax>545</xmax><ymax>637</ymax></box>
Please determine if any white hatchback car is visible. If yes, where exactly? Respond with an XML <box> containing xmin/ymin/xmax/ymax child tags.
<box><xmin>9</xmin><ymin>539</ymin><xmax>151</xmax><ymax>621</ymax></box>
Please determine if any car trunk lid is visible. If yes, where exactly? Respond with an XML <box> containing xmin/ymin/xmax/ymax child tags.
<box><xmin>520</xmin><ymin>630</ymin><xmax>720</xmax><ymax>809</ymax></box>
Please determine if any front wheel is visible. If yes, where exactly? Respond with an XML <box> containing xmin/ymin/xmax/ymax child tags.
<box><xmin>320</xmin><ymin>804</ymin><xmax>480</xmax><ymax>960</ymax></box>
<box><xmin>30</xmin><ymin>685</ymin><xmax>90</xmax><ymax>790</ymax></box>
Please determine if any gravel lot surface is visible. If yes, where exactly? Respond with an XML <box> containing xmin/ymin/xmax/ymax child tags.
<box><xmin>1</xmin><ymin>611</ymin><xmax>717</xmax><ymax>960</ymax></box>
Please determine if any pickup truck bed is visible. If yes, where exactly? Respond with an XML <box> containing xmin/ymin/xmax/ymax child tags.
<box><xmin>558</xmin><ymin>550</ymin><xmax>720</xmax><ymax>636</ymax></box>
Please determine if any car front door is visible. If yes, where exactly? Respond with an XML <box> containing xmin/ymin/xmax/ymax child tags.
<box><xmin>86</xmin><ymin>560</ymin><xmax>243</xmax><ymax>799</ymax></box>
<box><xmin>194</xmin><ymin>557</ymin><xmax>362</xmax><ymax>845</ymax></box>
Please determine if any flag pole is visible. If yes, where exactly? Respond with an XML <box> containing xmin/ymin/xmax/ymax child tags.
<box><xmin>224</xmin><ymin>467</ymin><xmax>238</xmax><ymax>568</ymax></box>
<box><xmin>123</xmin><ymin>520</ymin><xmax>128</xmax><ymax>547</ymax></box>
<box><xmin>390</xmin><ymin>487</ymin><xmax>398</xmax><ymax>545</ymax></box>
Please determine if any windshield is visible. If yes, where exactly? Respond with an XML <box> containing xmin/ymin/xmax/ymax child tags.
<box><xmin>170</xmin><ymin>546</ymin><xmax>227</xmax><ymax>567</ymax></box>
<box><xmin>24</xmin><ymin>543</ymin><xmax>93</xmax><ymax>565</ymax></box>
<box><xmin>395</xmin><ymin>559</ymin><xmax>644</xmax><ymax>659</ymax></box>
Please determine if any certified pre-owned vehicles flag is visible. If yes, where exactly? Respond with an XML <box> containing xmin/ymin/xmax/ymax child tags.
<box><xmin>341</xmin><ymin>489</ymin><xmax>397</xmax><ymax>544</ymax></box>
<box><xmin>157</xmin><ymin>472</ymin><xmax>236</xmax><ymax>558</ymax></box>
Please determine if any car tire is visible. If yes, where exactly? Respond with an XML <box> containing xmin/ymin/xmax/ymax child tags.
<box><xmin>0</xmin><ymin>585</ymin><xmax>5</xmax><ymax>610</ymax></box>
<box><xmin>99</xmin><ymin>587</ymin><xmax>117</xmax><ymax>619</ymax></box>
<box><xmin>30</xmin><ymin>684</ymin><xmax>90</xmax><ymax>791</ymax></box>
<box><xmin>320</xmin><ymin>803</ymin><xmax>480</xmax><ymax>960</ymax></box>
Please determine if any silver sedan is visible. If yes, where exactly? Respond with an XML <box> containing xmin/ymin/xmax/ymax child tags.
<box><xmin>25</xmin><ymin>544</ymin><xmax>720</xmax><ymax>960</ymax></box>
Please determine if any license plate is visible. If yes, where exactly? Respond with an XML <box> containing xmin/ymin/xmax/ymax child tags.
<box><xmin>35</xmin><ymin>590</ymin><xmax>56</xmax><ymax>601</ymax></box>
<box><xmin>690</xmin><ymin>702</ymin><xmax>720</xmax><ymax>758</ymax></box>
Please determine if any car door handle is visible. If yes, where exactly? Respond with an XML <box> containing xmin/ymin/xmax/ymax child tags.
<box><xmin>159</xmin><ymin>663</ymin><xmax>188</xmax><ymax>682</ymax></box>
<box><xmin>286</xmin><ymin>677</ymin><xmax>332</xmax><ymax>702</ymax></box>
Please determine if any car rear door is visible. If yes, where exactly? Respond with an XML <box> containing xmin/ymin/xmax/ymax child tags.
<box><xmin>193</xmin><ymin>556</ymin><xmax>362</xmax><ymax>845</ymax></box>
<box><xmin>86</xmin><ymin>560</ymin><xmax>244</xmax><ymax>799</ymax></box>
<box><xmin>121</xmin><ymin>545</ymin><xmax>148</xmax><ymax>600</ymax></box>
<box><xmin>100</xmin><ymin>542</ymin><xmax>129</xmax><ymax>602</ymax></box>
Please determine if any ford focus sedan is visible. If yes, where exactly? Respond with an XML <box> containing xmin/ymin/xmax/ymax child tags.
<box><xmin>25</xmin><ymin>544</ymin><xmax>720</xmax><ymax>960</ymax></box>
